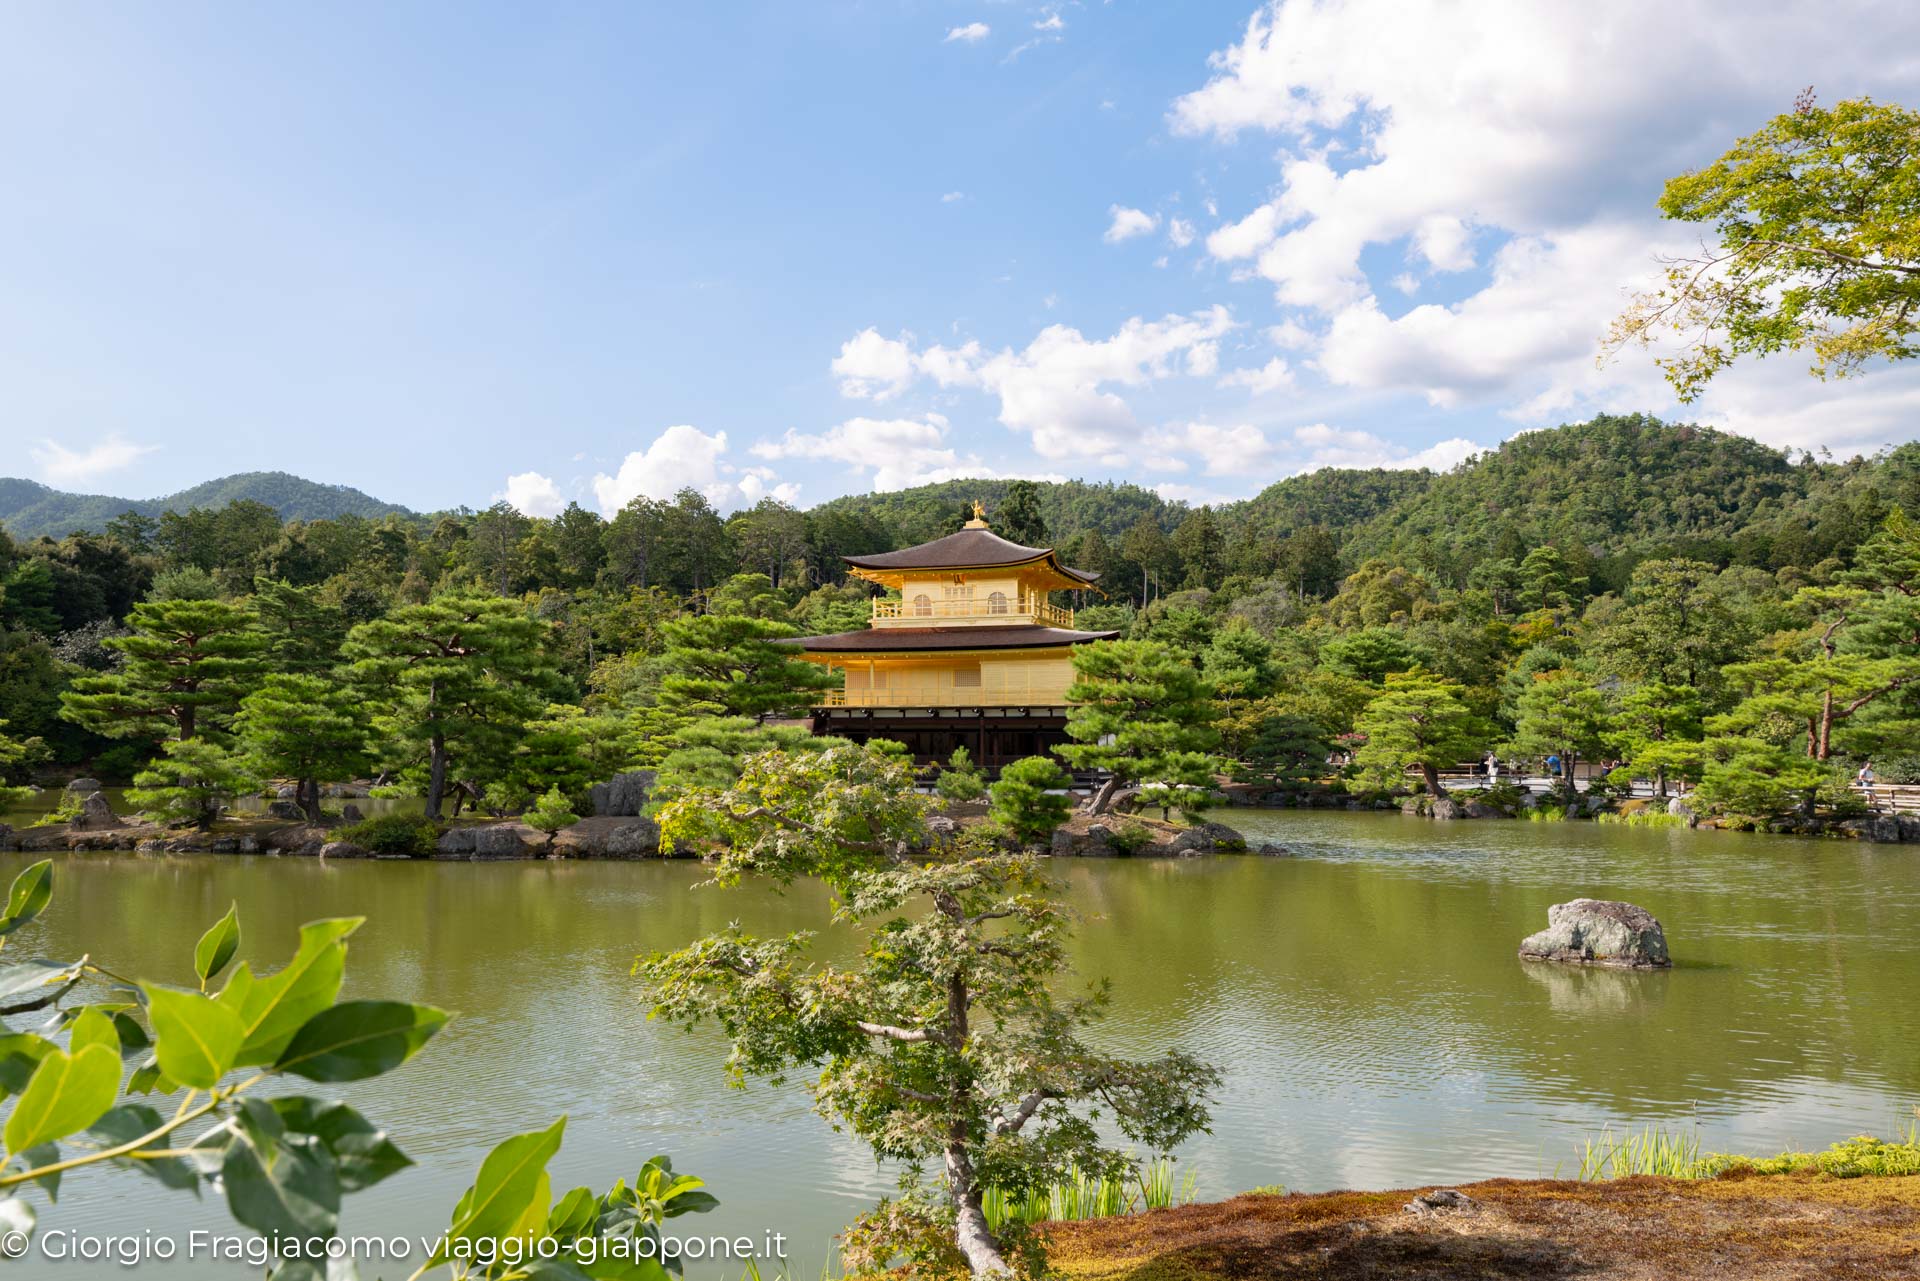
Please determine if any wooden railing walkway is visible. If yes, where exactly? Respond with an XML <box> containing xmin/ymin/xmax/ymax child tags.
<box><xmin>1423</xmin><ymin>768</ymin><xmax>1920</xmax><ymax>815</ymax></box>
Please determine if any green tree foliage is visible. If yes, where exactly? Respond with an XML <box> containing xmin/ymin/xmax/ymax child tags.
<box><xmin>641</xmin><ymin>745</ymin><xmax>1217</xmax><ymax>1278</ymax></box>
<box><xmin>1059</xmin><ymin>640</ymin><xmax>1221</xmax><ymax>814</ymax></box>
<box><xmin>1696</xmin><ymin>737</ymin><xmax>1839</xmax><ymax>818</ymax></box>
<box><xmin>934</xmin><ymin>745</ymin><xmax>988</xmax><ymax>802</ymax></box>
<box><xmin>650</xmin><ymin>716</ymin><xmax>820</xmax><ymax>804</ymax></box>
<box><xmin>1354</xmin><ymin>672</ymin><xmax>1491</xmax><ymax>798</ymax></box>
<box><xmin>249</xmin><ymin>577</ymin><xmax>350</xmax><ymax>675</ymax></box>
<box><xmin>232</xmin><ymin>674</ymin><xmax>369</xmax><ymax>822</ymax></box>
<box><xmin>1504</xmin><ymin>669</ymin><xmax>1613</xmax><ymax>802</ymax></box>
<box><xmin>59</xmin><ymin>597</ymin><xmax>266</xmax><ymax>742</ymax></box>
<box><xmin>1587</xmin><ymin>558</ymin><xmax>1751</xmax><ymax>694</ymax></box>
<box><xmin>989</xmin><ymin>755</ymin><xmax>1074</xmax><ymax>845</ymax></box>
<box><xmin>655</xmin><ymin>613</ymin><xmax>835</xmax><ymax>721</ymax></box>
<box><xmin>344</xmin><ymin>595</ymin><xmax>563</xmax><ymax>819</ymax></box>
<box><xmin>523</xmin><ymin>786</ymin><xmax>580</xmax><ymax>849</ymax></box>
<box><xmin>127</xmin><ymin>738</ymin><xmax>257</xmax><ymax>829</ymax></box>
<box><xmin>1610</xmin><ymin>682</ymin><xmax>1706</xmax><ymax>797</ymax></box>
<box><xmin>1319</xmin><ymin>628</ymin><xmax>1424</xmax><ymax>684</ymax></box>
<box><xmin>0</xmin><ymin>720</ymin><xmax>40</xmax><ymax>811</ymax></box>
<box><xmin>1606</xmin><ymin>94</ymin><xmax>1920</xmax><ymax>401</ymax></box>
<box><xmin>1172</xmin><ymin>507</ymin><xmax>1224</xmax><ymax>589</ymax></box>
<box><xmin>994</xmin><ymin>479</ymin><xmax>1050</xmax><ymax>547</ymax></box>
<box><xmin>1234</xmin><ymin>713</ymin><xmax>1335</xmax><ymax>790</ymax></box>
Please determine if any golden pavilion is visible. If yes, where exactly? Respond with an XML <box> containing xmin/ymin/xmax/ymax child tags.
<box><xmin>788</xmin><ymin>505</ymin><xmax>1117</xmax><ymax>771</ymax></box>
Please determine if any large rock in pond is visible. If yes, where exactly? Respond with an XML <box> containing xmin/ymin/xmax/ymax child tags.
<box><xmin>554</xmin><ymin>816</ymin><xmax>662</xmax><ymax>859</ymax></box>
<box><xmin>70</xmin><ymin>791</ymin><xmax>122</xmax><ymax>831</ymax></box>
<box><xmin>1051</xmin><ymin>824</ymin><xmax>1117</xmax><ymax>858</ymax></box>
<box><xmin>589</xmin><ymin>771</ymin><xmax>656</xmax><ymax>818</ymax></box>
<box><xmin>266</xmin><ymin>800</ymin><xmax>306</xmax><ymax>821</ymax></box>
<box><xmin>470</xmin><ymin>825</ymin><xmax>534</xmax><ymax>859</ymax></box>
<box><xmin>65</xmin><ymin>778</ymin><xmax>103</xmax><ymax>794</ymax></box>
<box><xmin>1165</xmin><ymin>820</ymin><xmax>1248</xmax><ymax>857</ymax></box>
<box><xmin>1519</xmin><ymin>899</ymin><xmax>1671</xmax><ymax>969</ymax></box>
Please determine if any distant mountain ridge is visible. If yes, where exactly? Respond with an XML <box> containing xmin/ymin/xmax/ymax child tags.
<box><xmin>0</xmin><ymin>471</ymin><xmax>417</xmax><ymax>540</ymax></box>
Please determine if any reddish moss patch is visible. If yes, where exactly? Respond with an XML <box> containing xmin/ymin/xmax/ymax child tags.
<box><xmin>1045</xmin><ymin>1175</ymin><xmax>1920</xmax><ymax>1279</ymax></box>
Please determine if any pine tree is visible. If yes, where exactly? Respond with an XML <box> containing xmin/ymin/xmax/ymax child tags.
<box><xmin>233</xmin><ymin>673</ymin><xmax>369</xmax><ymax>822</ymax></box>
<box><xmin>60</xmin><ymin>597</ymin><xmax>266</xmax><ymax>742</ymax></box>
<box><xmin>251</xmin><ymin>578</ymin><xmax>351</xmax><ymax>675</ymax></box>
<box><xmin>656</xmin><ymin>614</ymin><xmax>836</xmax><ymax>721</ymax></box>
<box><xmin>1354</xmin><ymin>672</ymin><xmax>1491</xmax><ymax>799</ymax></box>
<box><xmin>1058</xmin><ymin>640</ymin><xmax>1220</xmax><ymax>814</ymax></box>
<box><xmin>344</xmin><ymin>595</ymin><xmax>564</xmax><ymax>819</ymax></box>
<box><xmin>988</xmin><ymin>755</ymin><xmax>1073</xmax><ymax>845</ymax></box>
<box><xmin>129</xmin><ymin>738</ymin><xmax>257</xmax><ymax>830</ymax></box>
<box><xmin>1504</xmin><ymin>668</ymin><xmax>1611</xmax><ymax>801</ymax></box>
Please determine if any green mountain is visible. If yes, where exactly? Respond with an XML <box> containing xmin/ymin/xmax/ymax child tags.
<box><xmin>0</xmin><ymin>471</ymin><xmax>415</xmax><ymax>540</ymax></box>
<box><xmin>810</xmin><ymin>477</ymin><xmax>1175</xmax><ymax>544</ymax></box>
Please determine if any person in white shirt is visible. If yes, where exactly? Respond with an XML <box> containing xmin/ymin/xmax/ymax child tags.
<box><xmin>1857</xmin><ymin>760</ymin><xmax>1877</xmax><ymax>805</ymax></box>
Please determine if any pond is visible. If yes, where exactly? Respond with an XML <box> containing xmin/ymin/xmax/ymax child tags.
<box><xmin>2</xmin><ymin>810</ymin><xmax>1916</xmax><ymax>1279</ymax></box>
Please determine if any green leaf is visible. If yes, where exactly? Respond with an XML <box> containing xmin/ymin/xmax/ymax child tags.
<box><xmin>3</xmin><ymin>1043</ymin><xmax>121</xmax><ymax>1155</ymax></box>
<box><xmin>0</xmin><ymin>1033</ymin><xmax>54</xmax><ymax>1099</ymax></box>
<box><xmin>125</xmin><ymin>1058</ymin><xmax>175</xmax><ymax>1096</ymax></box>
<box><xmin>269</xmin><ymin>1098</ymin><xmax>410</xmax><ymax>1192</ymax></box>
<box><xmin>430</xmin><ymin>1117</ymin><xmax>567</xmax><ymax>1267</ymax></box>
<box><xmin>0</xmin><ymin>960</ymin><xmax>83</xmax><ymax>1015</ymax></box>
<box><xmin>547</xmin><ymin>1185</ymin><xmax>599</xmax><ymax>1239</ymax></box>
<box><xmin>0</xmin><ymin>861</ymin><xmax>52</xmax><ymax>936</ymax></box>
<box><xmin>221</xmin><ymin>1099</ymin><xmax>340</xmax><ymax>1241</ymax></box>
<box><xmin>19</xmin><ymin>1142</ymin><xmax>59</xmax><ymax>1200</ymax></box>
<box><xmin>144</xmin><ymin>986</ymin><xmax>245</xmax><ymax>1090</ymax></box>
<box><xmin>194</xmin><ymin>903</ymin><xmax>241</xmax><ymax>988</ymax></box>
<box><xmin>274</xmin><ymin>1001</ymin><xmax>447</xmax><ymax>1083</ymax></box>
<box><xmin>68</xmin><ymin>1007</ymin><xmax>118</xmax><ymax>1058</ymax></box>
<box><xmin>88</xmin><ymin>1104</ymin><xmax>199</xmax><ymax>1192</ymax></box>
<box><xmin>220</xmin><ymin>918</ymin><xmax>361</xmax><ymax>1067</ymax></box>
<box><xmin>111</xmin><ymin>1011</ymin><xmax>151</xmax><ymax>1052</ymax></box>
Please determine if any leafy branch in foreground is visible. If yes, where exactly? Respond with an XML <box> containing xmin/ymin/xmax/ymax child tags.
<box><xmin>638</xmin><ymin>743</ymin><xmax>1219</xmax><ymax>1279</ymax></box>
<box><xmin>1603</xmin><ymin>92</ymin><xmax>1920</xmax><ymax>401</ymax></box>
<box><xmin>0</xmin><ymin>859</ymin><xmax>713</xmax><ymax>1281</ymax></box>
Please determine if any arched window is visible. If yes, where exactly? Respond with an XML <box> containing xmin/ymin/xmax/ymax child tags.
<box><xmin>912</xmin><ymin>594</ymin><xmax>932</xmax><ymax>617</ymax></box>
<box><xmin>988</xmin><ymin>591</ymin><xmax>1008</xmax><ymax>614</ymax></box>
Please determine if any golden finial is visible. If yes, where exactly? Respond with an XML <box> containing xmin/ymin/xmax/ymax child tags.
<box><xmin>964</xmin><ymin>500</ymin><xmax>989</xmax><ymax>529</ymax></box>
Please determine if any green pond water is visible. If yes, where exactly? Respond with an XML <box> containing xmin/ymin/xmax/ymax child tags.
<box><xmin>1</xmin><ymin>810</ymin><xmax>1916</xmax><ymax>1278</ymax></box>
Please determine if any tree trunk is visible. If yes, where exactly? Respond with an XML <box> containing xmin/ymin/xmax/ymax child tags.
<box><xmin>426</xmin><ymin>733</ymin><xmax>447</xmax><ymax>820</ymax></box>
<box><xmin>1654</xmin><ymin>766</ymin><xmax>1668</xmax><ymax>800</ymax></box>
<box><xmin>1816</xmin><ymin>690</ymin><xmax>1834</xmax><ymax>760</ymax></box>
<box><xmin>1088</xmin><ymin>773</ymin><xmax>1122</xmax><ymax>815</ymax></box>
<box><xmin>1562</xmin><ymin>754</ymin><xmax>1579</xmax><ymax>803</ymax></box>
<box><xmin>300</xmin><ymin>777</ymin><xmax>321</xmax><ymax>824</ymax></box>
<box><xmin>946</xmin><ymin>1143</ymin><xmax>1011</xmax><ymax>1278</ymax></box>
<box><xmin>1421</xmin><ymin>761</ymin><xmax>1446</xmax><ymax>799</ymax></box>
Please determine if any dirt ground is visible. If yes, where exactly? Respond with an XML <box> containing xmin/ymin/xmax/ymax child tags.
<box><xmin>1044</xmin><ymin>1174</ymin><xmax>1920</xmax><ymax>1279</ymax></box>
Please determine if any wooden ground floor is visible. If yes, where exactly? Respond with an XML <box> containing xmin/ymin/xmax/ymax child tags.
<box><xmin>809</xmin><ymin>706</ymin><xmax>1073</xmax><ymax>774</ymax></box>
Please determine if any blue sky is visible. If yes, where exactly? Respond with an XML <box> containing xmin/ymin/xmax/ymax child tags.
<box><xmin>5</xmin><ymin>1</ymin><xmax>1918</xmax><ymax>516</ymax></box>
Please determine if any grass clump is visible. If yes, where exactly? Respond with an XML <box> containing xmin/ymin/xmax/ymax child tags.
<box><xmin>1106</xmin><ymin>821</ymin><xmax>1155</xmax><ymax>856</ymax></box>
<box><xmin>1595</xmin><ymin>810</ymin><xmax>1688</xmax><ymax>828</ymax></box>
<box><xmin>1580</xmin><ymin>1118</ymin><xmax>1920</xmax><ymax>1182</ymax></box>
<box><xmin>339</xmin><ymin>811</ymin><xmax>441</xmax><ymax>856</ymax></box>
<box><xmin>983</xmin><ymin>1158</ymin><xmax>1198</xmax><ymax>1229</ymax></box>
<box><xmin>1527</xmin><ymin>804</ymin><xmax>1572</xmax><ymax>822</ymax></box>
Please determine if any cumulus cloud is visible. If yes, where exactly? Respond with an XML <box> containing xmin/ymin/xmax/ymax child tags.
<box><xmin>1103</xmin><ymin>205</ymin><xmax>1160</xmax><ymax>243</ymax></box>
<box><xmin>591</xmin><ymin>425</ymin><xmax>796</xmax><ymax>515</ymax></box>
<box><xmin>1163</xmin><ymin>0</ymin><xmax>1920</xmax><ymax>431</ymax></box>
<box><xmin>941</xmin><ymin>190</ymin><xmax>966</xmax><ymax>203</ymax></box>
<box><xmin>831</xmin><ymin>328</ymin><xmax>983</xmax><ymax>400</ymax></box>
<box><xmin>30</xmin><ymin>434</ymin><xmax>158</xmax><ymax>486</ymax></box>
<box><xmin>1167</xmin><ymin>217</ymin><xmax>1196</xmax><ymax>249</ymax></box>
<box><xmin>1285</xmin><ymin>424</ymin><xmax>1483</xmax><ymax>474</ymax></box>
<box><xmin>945</xmin><ymin>21</ymin><xmax>990</xmax><ymax>42</ymax></box>
<box><xmin>499</xmin><ymin>471</ymin><xmax>566</xmax><ymax>518</ymax></box>
<box><xmin>1034</xmin><ymin>12</ymin><xmax>1065</xmax><ymax>31</ymax></box>
<box><xmin>1218</xmin><ymin>357</ymin><xmax>1295</xmax><ymax>395</ymax></box>
<box><xmin>1148</xmin><ymin>421</ymin><xmax>1279</xmax><ymax>476</ymax></box>
<box><xmin>754</xmin><ymin>414</ymin><xmax>979</xmax><ymax>492</ymax></box>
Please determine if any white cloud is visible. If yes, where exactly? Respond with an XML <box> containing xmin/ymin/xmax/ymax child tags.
<box><xmin>591</xmin><ymin>425</ymin><xmax>792</xmax><ymax>514</ymax></box>
<box><xmin>1103</xmin><ymin>205</ymin><xmax>1159</xmax><ymax>243</ymax></box>
<box><xmin>1218</xmin><ymin>356</ymin><xmax>1294</xmax><ymax>395</ymax></box>
<box><xmin>940</xmin><ymin>190</ymin><xmax>966</xmax><ymax>203</ymax></box>
<box><xmin>499</xmin><ymin>471</ymin><xmax>565</xmax><ymax>518</ymax></box>
<box><xmin>754</xmin><ymin>414</ymin><xmax>977</xmax><ymax>492</ymax></box>
<box><xmin>945</xmin><ymin>21</ymin><xmax>990</xmax><ymax>43</ymax></box>
<box><xmin>1148</xmin><ymin>421</ymin><xmax>1278</xmax><ymax>476</ymax></box>
<box><xmin>1285</xmin><ymin>423</ymin><xmax>1482</xmax><ymax>474</ymax></box>
<box><xmin>1161</xmin><ymin>0</ymin><xmax>1920</xmax><ymax>433</ymax></box>
<box><xmin>828</xmin><ymin>308</ymin><xmax>1238</xmax><ymax>462</ymax></box>
<box><xmin>1167</xmin><ymin>217</ymin><xmax>1196</xmax><ymax>248</ymax></box>
<box><xmin>1034</xmin><ymin>12</ymin><xmax>1065</xmax><ymax>31</ymax></box>
<box><xmin>30</xmin><ymin>434</ymin><xmax>158</xmax><ymax>486</ymax></box>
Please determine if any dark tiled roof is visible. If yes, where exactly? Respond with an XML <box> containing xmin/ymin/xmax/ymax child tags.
<box><xmin>842</xmin><ymin>528</ymin><xmax>1100</xmax><ymax>582</ymax></box>
<box><xmin>784</xmin><ymin>625</ymin><xmax>1119</xmax><ymax>652</ymax></box>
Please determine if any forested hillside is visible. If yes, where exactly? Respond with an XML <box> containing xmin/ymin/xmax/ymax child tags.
<box><xmin>0</xmin><ymin>471</ymin><xmax>414</xmax><ymax>539</ymax></box>
<box><xmin>812</xmin><ymin>477</ymin><xmax>1175</xmax><ymax>544</ymax></box>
